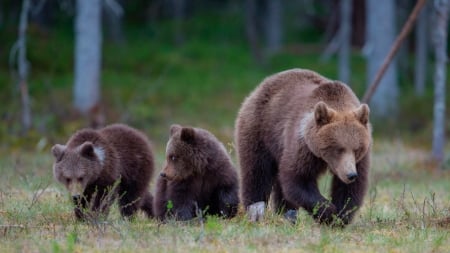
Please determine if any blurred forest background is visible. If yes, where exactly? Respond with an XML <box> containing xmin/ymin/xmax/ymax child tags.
<box><xmin>0</xmin><ymin>0</ymin><xmax>449</xmax><ymax>167</ymax></box>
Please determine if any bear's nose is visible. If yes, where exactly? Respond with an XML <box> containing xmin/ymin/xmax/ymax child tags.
<box><xmin>160</xmin><ymin>172</ymin><xmax>167</xmax><ymax>178</ymax></box>
<box><xmin>347</xmin><ymin>172</ymin><xmax>358</xmax><ymax>182</ymax></box>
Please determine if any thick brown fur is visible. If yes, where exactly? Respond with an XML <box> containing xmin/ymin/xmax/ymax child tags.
<box><xmin>235</xmin><ymin>69</ymin><xmax>372</xmax><ymax>225</ymax></box>
<box><xmin>154</xmin><ymin>124</ymin><xmax>239</xmax><ymax>221</ymax></box>
<box><xmin>51</xmin><ymin>124</ymin><xmax>154</xmax><ymax>220</ymax></box>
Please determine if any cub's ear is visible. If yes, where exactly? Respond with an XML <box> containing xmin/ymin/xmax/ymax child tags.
<box><xmin>314</xmin><ymin>101</ymin><xmax>335</xmax><ymax>126</ymax></box>
<box><xmin>355</xmin><ymin>104</ymin><xmax>370</xmax><ymax>125</ymax></box>
<box><xmin>51</xmin><ymin>144</ymin><xmax>66</xmax><ymax>161</ymax></box>
<box><xmin>170</xmin><ymin>124</ymin><xmax>182</xmax><ymax>137</ymax></box>
<box><xmin>180</xmin><ymin>127</ymin><xmax>196</xmax><ymax>144</ymax></box>
<box><xmin>79</xmin><ymin>142</ymin><xmax>95</xmax><ymax>159</ymax></box>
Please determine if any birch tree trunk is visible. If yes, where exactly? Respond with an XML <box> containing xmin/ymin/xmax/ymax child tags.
<box><xmin>431</xmin><ymin>0</ymin><xmax>448</xmax><ymax>167</ymax></box>
<box><xmin>17</xmin><ymin>0</ymin><xmax>31</xmax><ymax>132</ymax></box>
<box><xmin>414</xmin><ymin>2</ymin><xmax>428</xmax><ymax>96</ymax></box>
<box><xmin>74</xmin><ymin>0</ymin><xmax>103</xmax><ymax>126</ymax></box>
<box><xmin>339</xmin><ymin>0</ymin><xmax>352</xmax><ymax>84</ymax></box>
<box><xmin>365</xmin><ymin>0</ymin><xmax>398</xmax><ymax>117</ymax></box>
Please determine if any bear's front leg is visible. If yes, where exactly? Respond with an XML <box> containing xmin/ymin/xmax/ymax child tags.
<box><xmin>217</xmin><ymin>186</ymin><xmax>239</xmax><ymax>218</ymax></box>
<box><xmin>331</xmin><ymin>153</ymin><xmax>369</xmax><ymax>225</ymax></box>
<box><xmin>72</xmin><ymin>194</ymin><xmax>87</xmax><ymax>221</ymax></box>
<box><xmin>280</xmin><ymin>169</ymin><xmax>337</xmax><ymax>224</ymax></box>
<box><xmin>154</xmin><ymin>177</ymin><xmax>169</xmax><ymax>220</ymax></box>
<box><xmin>168</xmin><ymin>190</ymin><xmax>197</xmax><ymax>221</ymax></box>
<box><xmin>171</xmin><ymin>198</ymin><xmax>197</xmax><ymax>221</ymax></box>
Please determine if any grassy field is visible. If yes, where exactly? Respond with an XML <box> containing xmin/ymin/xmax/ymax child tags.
<box><xmin>1</xmin><ymin>140</ymin><xmax>450</xmax><ymax>252</ymax></box>
<box><xmin>1</xmin><ymin>8</ymin><xmax>450</xmax><ymax>253</ymax></box>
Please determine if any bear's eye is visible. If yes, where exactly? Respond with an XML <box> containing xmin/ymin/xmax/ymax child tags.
<box><xmin>77</xmin><ymin>177</ymin><xmax>83</xmax><ymax>182</ymax></box>
<box><xmin>66</xmin><ymin>178</ymin><xmax>71</xmax><ymax>184</ymax></box>
<box><xmin>354</xmin><ymin>148</ymin><xmax>362</xmax><ymax>158</ymax></box>
<box><xmin>335</xmin><ymin>148</ymin><xmax>345</xmax><ymax>155</ymax></box>
<box><xmin>169</xmin><ymin>155</ymin><xmax>176</xmax><ymax>162</ymax></box>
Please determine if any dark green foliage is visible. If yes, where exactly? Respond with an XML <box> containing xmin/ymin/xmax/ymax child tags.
<box><xmin>0</xmin><ymin>5</ymin><xmax>448</xmax><ymax>153</ymax></box>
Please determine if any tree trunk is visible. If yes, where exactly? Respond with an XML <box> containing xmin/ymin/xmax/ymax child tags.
<box><xmin>74</xmin><ymin>0</ymin><xmax>103</xmax><ymax>127</ymax></box>
<box><xmin>431</xmin><ymin>0</ymin><xmax>449</xmax><ymax>167</ymax></box>
<box><xmin>339</xmin><ymin>0</ymin><xmax>352</xmax><ymax>84</ymax></box>
<box><xmin>17</xmin><ymin>0</ymin><xmax>31</xmax><ymax>132</ymax></box>
<box><xmin>414</xmin><ymin>1</ymin><xmax>428</xmax><ymax>96</ymax></box>
<box><xmin>244</xmin><ymin>0</ymin><xmax>263</xmax><ymax>64</ymax></box>
<box><xmin>352</xmin><ymin>0</ymin><xmax>365</xmax><ymax>47</ymax></box>
<box><xmin>0</xmin><ymin>1</ymin><xmax>4</xmax><ymax>29</ymax></box>
<box><xmin>396</xmin><ymin>0</ymin><xmax>411</xmax><ymax>83</ymax></box>
<box><xmin>103</xmin><ymin>0</ymin><xmax>125</xmax><ymax>44</ymax></box>
<box><xmin>365</xmin><ymin>0</ymin><xmax>398</xmax><ymax>117</ymax></box>
<box><xmin>172</xmin><ymin>0</ymin><xmax>186</xmax><ymax>46</ymax></box>
<box><xmin>264</xmin><ymin>0</ymin><xmax>282</xmax><ymax>56</ymax></box>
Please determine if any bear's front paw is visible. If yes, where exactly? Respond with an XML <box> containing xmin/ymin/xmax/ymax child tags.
<box><xmin>313</xmin><ymin>202</ymin><xmax>337</xmax><ymax>225</ymax></box>
<box><xmin>219</xmin><ymin>203</ymin><xmax>238</xmax><ymax>218</ymax></box>
<box><xmin>175</xmin><ymin>208</ymin><xmax>194</xmax><ymax>221</ymax></box>
<box><xmin>284</xmin><ymin>209</ymin><xmax>298</xmax><ymax>224</ymax></box>
<box><xmin>74</xmin><ymin>206</ymin><xmax>86</xmax><ymax>221</ymax></box>
<box><xmin>247</xmin><ymin>201</ymin><xmax>266</xmax><ymax>222</ymax></box>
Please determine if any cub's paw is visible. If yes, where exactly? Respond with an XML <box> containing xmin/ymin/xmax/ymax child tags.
<box><xmin>247</xmin><ymin>201</ymin><xmax>265</xmax><ymax>222</ymax></box>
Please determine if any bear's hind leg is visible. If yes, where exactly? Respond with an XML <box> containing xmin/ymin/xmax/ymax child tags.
<box><xmin>118</xmin><ymin>186</ymin><xmax>142</xmax><ymax>218</ymax></box>
<box><xmin>139</xmin><ymin>191</ymin><xmax>154</xmax><ymax>218</ymax></box>
<box><xmin>271</xmin><ymin>178</ymin><xmax>296</xmax><ymax>214</ymax></box>
<box><xmin>216</xmin><ymin>186</ymin><xmax>239</xmax><ymax>218</ymax></box>
<box><xmin>239</xmin><ymin>142</ymin><xmax>277</xmax><ymax>221</ymax></box>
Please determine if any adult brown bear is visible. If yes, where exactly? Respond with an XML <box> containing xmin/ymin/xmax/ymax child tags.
<box><xmin>235</xmin><ymin>69</ymin><xmax>371</xmax><ymax>225</ymax></box>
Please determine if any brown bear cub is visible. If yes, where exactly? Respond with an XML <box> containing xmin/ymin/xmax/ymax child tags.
<box><xmin>154</xmin><ymin>124</ymin><xmax>239</xmax><ymax>221</ymax></box>
<box><xmin>235</xmin><ymin>69</ymin><xmax>372</xmax><ymax>225</ymax></box>
<box><xmin>51</xmin><ymin>124</ymin><xmax>154</xmax><ymax>221</ymax></box>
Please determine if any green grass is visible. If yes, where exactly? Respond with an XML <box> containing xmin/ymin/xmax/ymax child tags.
<box><xmin>1</xmin><ymin>8</ymin><xmax>450</xmax><ymax>252</ymax></box>
<box><xmin>1</xmin><ymin>140</ymin><xmax>450</xmax><ymax>252</ymax></box>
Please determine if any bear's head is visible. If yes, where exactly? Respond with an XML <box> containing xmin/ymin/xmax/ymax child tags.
<box><xmin>160</xmin><ymin>124</ymin><xmax>208</xmax><ymax>181</ymax></box>
<box><xmin>303</xmin><ymin>101</ymin><xmax>371</xmax><ymax>184</ymax></box>
<box><xmin>51</xmin><ymin>142</ymin><xmax>105</xmax><ymax>197</ymax></box>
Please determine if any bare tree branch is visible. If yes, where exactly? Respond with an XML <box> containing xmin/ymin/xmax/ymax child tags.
<box><xmin>362</xmin><ymin>0</ymin><xmax>428</xmax><ymax>104</ymax></box>
<box><xmin>338</xmin><ymin>0</ymin><xmax>352</xmax><ymax>84</ymax></box>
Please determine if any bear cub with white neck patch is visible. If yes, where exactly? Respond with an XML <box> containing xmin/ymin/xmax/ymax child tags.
<box><xmin>51</xmin><ymin>124</ymin><xmax>154</xmax><ymax>220</ymax></box>
<box><xmin>235</xmin><ymin>69</ymin><xmax>372</xmax><ymax>226</ymax></box>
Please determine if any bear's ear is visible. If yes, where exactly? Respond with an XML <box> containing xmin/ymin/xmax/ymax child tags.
<box><xmin>170</xmin><ymin>124</ymin><xmax>182</xmax><ymax>137</ymax></box>
<box><xmin>180</xmin><ymin>127</ymin><xmax>196</xmax><ymax>144</ymax></box>
<box><xmin>51</xmin><ymin>144</ymin><xmax>66</xmax><ymax>161</ymax></box>
<box><xmin>314</xmin><ymin>101</ymin><xmax>335</xmax><ymax>126</ymax></box>
<box><xmin>79</xmin><ymin>142</ymin><xmax>96</xmax><ymax>159</ymax></box>
<box><xmin>355</xmin><ymin>104</ymin><xmax>370</xmax><ymax>125</ymax></box>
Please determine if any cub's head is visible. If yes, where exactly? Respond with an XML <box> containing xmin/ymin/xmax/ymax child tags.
<box><xmin>304</xmin><ymin>101</ymin><xmax>371</xmax><ymax>184</ymax></box>
<box><xmin>51</xmin><ymin>141</ymin><xmax>105</xmax><ymax>197</ymax></box>
<box><xmin>160</xmin><ymin>124</ymin><xmax>208</xmax><ymax>181</ymax></box>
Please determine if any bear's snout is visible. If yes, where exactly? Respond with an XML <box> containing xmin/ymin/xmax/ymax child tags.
<box><xmin>346</xmin><ymin>172</ymin><xmax>358</xmax><ymax>182</ymax></box>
